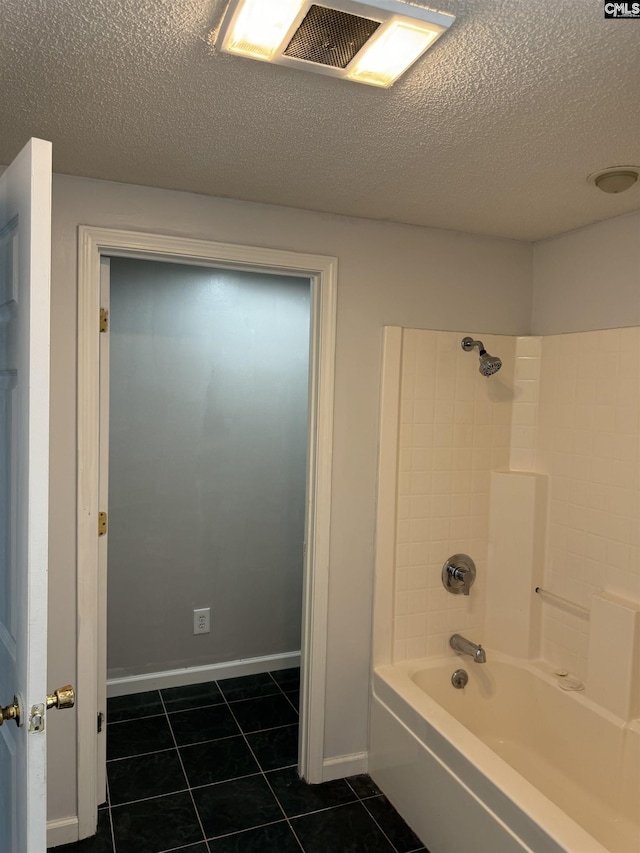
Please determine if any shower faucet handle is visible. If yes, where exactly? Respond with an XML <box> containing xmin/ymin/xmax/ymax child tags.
<box><xmin>442</xmin><ymin>554</ymin><xmax>476</xmax><ymax>596</ymax></box>
<box><xmin>452</xmin><ymin>566</ymin><xmax>472</xmax><ymax>595</ymax></box>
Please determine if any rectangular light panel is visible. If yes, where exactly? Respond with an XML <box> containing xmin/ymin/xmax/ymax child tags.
<box><xmin>224</xmin><ymin>0</ymin><xmax>306</xmax><ymax>60</ymax></box>
<box><xmin>217</xmin><ymin>0</ymin><xmax>455</xmax><ymax>87</ymax></box>
<box><xmin>347</xmin><ymin>20</ymin><xmax>439</xmax><ymax>87</ymax></box>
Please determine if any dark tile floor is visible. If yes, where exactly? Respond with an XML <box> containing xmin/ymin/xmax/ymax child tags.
<box><xmin>49</xmin><ymin>668</ymin><xmax>428</xmax><ymax>853</ymax></box>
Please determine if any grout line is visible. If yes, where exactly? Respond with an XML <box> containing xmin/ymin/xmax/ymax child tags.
<box><xmin>218</xmin><ymin>689</ymin><xmax>306</xmax><ymax>852</ymax></box>
<box><xmin>159</xmin><ymin>841</ymin><xmax>211</xmax><ymax>853</ymax></box>
<box><xmin>164</xmin><ymin>701</ymin><xmax>227</xmax><ymax>714</ymax></box>
<box><xmin>224</xmin><ymin>690</ymin><xmax>282</xmax><ymax>703</ymax></box>
<box><xmin>109</xmin><ymin>692</ymin><xmax>293</xmax><ymax>723</ymax></box>
<box><xmin>166</xmin><ymin>690</ymin><xmax>295</xmax><ymax>711</ymax></box>
<box><xmin>343</xmin><ymin>777</ymin><xmax>383</xmax><ymax>803</ymax></box>
<box><xmin>239</xmin><ymin>721</ymin><xmax>299</xmax><ymax>736</ymax></box>
<box><xmin>169</xmin><ymin>721</ymin><xmax>297</xmax><ymax>753</ymax></box>
<box><xmin>204</xmin><ymin>816</ymin><xmax>291</xmax><ymax>843</ymax></box>
<box><xmin>159</xmin><ymin>692</ymin><xmax>209</xmax><ymax>851</ymax></box>
<box><xmin>359</xmin><ymin>797</ymin><xmax>402</xmax><ymax>853</ymax></box>
<box><xmin>107</xmin><ymin>745</ymin><xmax>177</xmax><ymax>762</ymax></box>
<box><xmin>107</xmin><ymin>711</ymin><xmax>167</xmax><ymax>726</ymax></box>
<box><xmin>109</xmin><ymin>786</ymin><xmax>191</xmax><ymax>810</ymax></box>
<box><xmin>187</xmin><ymin>771</ymin><xmax>263</xmax><ymax>792</ymax></box>
<box><xmin>359</xmin><ymin>795</ymin><xmax>427</xmax><ymax>853</ymax></box>
<box><xmin>105</xmin><ymin>775</ymin><xmax>117</xmax><ymax>853</ymax></box>
<box><xmin>108</xmin><ymin>758</ymin><xmax>295</xmax><ymax>805</ymax></box>
<box><xmin>282</xmin><ymin>690</ymin><xmax>300</xmax><ymax>716</ymax></box>
<box><xmin>171</xmin><ymin>732</ymin><xmax>243</xmax><ymax>749</ymax></box>
<box><xmin>279</xmin><ymin>796</ymin><xmax>361</xmax><ymax>822</ymax></box>
<box><xmin>343</xmin><ymin>777</ymin><xmax>360</xmax><ymax>798</ymax></box>
<box><xmin>268</xmin><ymin>671</ymin><xmax>300</xmax><ymax>715</ymax></box>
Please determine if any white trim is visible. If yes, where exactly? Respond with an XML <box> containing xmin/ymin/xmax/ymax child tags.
<box><xmin>77</xmin><ymin>226</ymin><xmax>336</xmax><ymax>837</ymax></box>
<box><xmin>76</xmin><ymin>227</ymin><xmax>101</xmax><ymax>842</ymax></box>
<box><xmin>372</xmin><ymin>327</ymin><xmax>402</xmax><ymax>668</ymax></box>
<box><xmin>46</xmin><ymin>816</ymin><xmax>79</xmax><ymax>849</ymax></box>
<box><xmin>107</xmin><ymin>652</ymin><xmax>301</xmax><ymax>697</ymax></box>
<box><xmin>95</xmin><ymin>257</ymin><xmax>110</xmax><ymax>808</ymax></box>
<box><xmin>322</xmin><ymin>752</ymin><xmax>369</xmax><ymax>782</ymax></box>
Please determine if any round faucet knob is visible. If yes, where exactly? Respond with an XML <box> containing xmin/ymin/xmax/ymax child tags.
<box><xmin>442</xmin><ymin>554</ymin><xmax>476</xmax><ymax>595</ymax></box>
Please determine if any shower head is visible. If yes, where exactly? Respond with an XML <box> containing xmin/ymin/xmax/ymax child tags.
<box><xmin>461</xmin><ymin>337</ymin><xmax>502</xmax><ymax>376</ymax></box>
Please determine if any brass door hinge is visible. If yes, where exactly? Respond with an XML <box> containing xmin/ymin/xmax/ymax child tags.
<box><xmin>98</xmin><ymin>511</ymin><xmax>107</xmax><ymax>536</ymax></box>
<box><xmin>100</xmin><ymin>308</ymin><xmax>109</xmax><ymax>333</ymax></box>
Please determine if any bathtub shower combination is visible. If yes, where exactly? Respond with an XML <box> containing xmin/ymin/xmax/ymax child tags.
<box><xmin>371</xmin><ymin>656</ymin><xmax>639</xmax><ymax>853</ymax></box>
<box><xmin>371</xmin><ymin>328</ymin><xmax>640</xmax><ymax>853</ymax></box>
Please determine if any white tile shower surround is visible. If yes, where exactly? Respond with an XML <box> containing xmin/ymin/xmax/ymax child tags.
<box><xmin>535</xmin><ymin>327</ymin><xmax>640</xmax><ymax>679</ymax></box>
<box><xmin>510</xmin><ymin>335</ymin><xmax>542</xmax><ymax>473</ymax></box>
<box><xmin>394</xmin><ymin>330</ymin><xmax>516</xmax><ymax>661</ymax></box>
<box><xmin>392</xmin><ymin>327</ymin><xmax>640</xmax><ymax>682</ymax></box>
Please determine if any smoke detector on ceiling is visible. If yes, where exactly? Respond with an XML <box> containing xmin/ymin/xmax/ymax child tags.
<box><xmin>216</xmin><ymin>0</ymin><xmax>455</xmax><ymax>88</ymax></box>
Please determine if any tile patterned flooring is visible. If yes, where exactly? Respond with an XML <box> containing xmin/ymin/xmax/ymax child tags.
<box><xmin>50</xmin><ymin>669</ymin><xmax>428</xmax><ymax>853</ymax></box>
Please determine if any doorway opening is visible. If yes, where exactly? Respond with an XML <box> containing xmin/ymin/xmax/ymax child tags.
<box><xmin>76</xmin><ymin>228</ymin><xmax>337</xmax><ymax>840</ymax></box>
<box><xmin>105</xmin><ymin>257</ymin><xmax>310</xmax><ymax>692</ymax></box>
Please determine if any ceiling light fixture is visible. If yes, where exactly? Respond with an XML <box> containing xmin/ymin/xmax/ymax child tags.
<box><xmin>587</xmin><ymin>165</ymin><xmax>640</xmax><ymax>194</ymax></box>
<box><xmin>216</xmin><ymin>0</ymin><xmax>455</xmax><ymax>88</ymax></box>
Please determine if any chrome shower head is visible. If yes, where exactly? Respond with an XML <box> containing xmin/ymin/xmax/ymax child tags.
<box><xmin>461</xmin><ymin>337</ymin><xmax>502</xmax><ymax>376</ymax></box>
<box><xmin>478</xmin><ymin>351</ymin><xmax>502</xmax><ymax>376</ymax></box>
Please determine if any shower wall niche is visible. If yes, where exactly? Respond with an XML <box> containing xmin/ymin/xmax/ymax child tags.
<box><xmin>378</xmin><ymin>325</ymin><xmax>640</xmax><ymax>685</ymax></box>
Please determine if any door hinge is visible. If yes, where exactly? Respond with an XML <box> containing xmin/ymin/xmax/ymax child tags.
<box><xmin>98</xmin><ymin>511</ymin><xmax>107</xmax><ymax>536</ymax></box>
<box><xmin>100</xmin><ymin>308</ymin><xmax>109</xmax><ymax>333</ymax></box>
<box><xmin>97</xmin><ymin>711</ymin><xmax>104</xmax><ymax>733</ymax></box>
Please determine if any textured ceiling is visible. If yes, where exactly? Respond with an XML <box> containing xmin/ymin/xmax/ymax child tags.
<box><xmin>1</xmin><ymin>0</ymin><xmax>639</xmax><ymax>241</ymax></box>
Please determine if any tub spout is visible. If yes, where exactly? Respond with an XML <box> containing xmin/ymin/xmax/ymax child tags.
<box><xmin>450</xmin><ymin>633</ymin><xmax>486</xmax><ymax>663</ymax></box>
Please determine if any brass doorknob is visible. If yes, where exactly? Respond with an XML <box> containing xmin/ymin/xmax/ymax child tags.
<box><xmin>46</xmin><ymin>685</ymin><xmax>75</xmax><ymax>710</ymax></box>
<box><xmin>0</xmin><ymin>697</ymin><xmax>20</xmax><ymax>727</ymax></box>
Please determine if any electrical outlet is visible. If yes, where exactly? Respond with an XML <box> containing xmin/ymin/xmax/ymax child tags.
<box><xmin>193</xmin><ymin>607</ymin><xmax>210</xmax><ymax>635</ymax></box>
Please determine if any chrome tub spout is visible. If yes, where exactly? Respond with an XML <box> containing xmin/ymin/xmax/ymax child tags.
<box><xmin>450</xmin><ymin>633</ymin><xmax>486</xmax><ymax>663</ymax></box>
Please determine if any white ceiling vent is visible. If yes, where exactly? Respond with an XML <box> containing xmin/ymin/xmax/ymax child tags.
<box><xmin>216</xmin><ymin>0</ymin><xmax>455</xmax><ymax>88</ymax></box>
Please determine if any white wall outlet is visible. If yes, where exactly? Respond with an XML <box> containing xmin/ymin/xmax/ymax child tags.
<box><xmin>193</xmin><ymin>607</ymin><xmax>210</xmax><ymax>635</ymax></box>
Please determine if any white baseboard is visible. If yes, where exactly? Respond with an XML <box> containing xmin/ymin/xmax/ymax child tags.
<box><xmin>47</xmin><ymin>816</ymin><xmax>79</xmax><ymax>848</ymax></box>
<box><xmin>107</xmin><ymin>651</ymin><xmax>301</xmax><ymax>697</ymax></box>
<box><xmin>322</xmin><ymin>751</ymin><xmax>368</xmax><ymax>782</ymax></box>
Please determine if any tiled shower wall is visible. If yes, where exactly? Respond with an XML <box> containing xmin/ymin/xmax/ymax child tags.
<box><xmin>535</xmin><ymin>327</ymin><xmax>640</xmax><ymax>679</ymax></box>
<box><xmin>393</xmin><ymin>330</ymin><xmax>516</xmax><ymax>660</ymax></box>
<box><xmin>391</xmin><ymin>327</ymin><xmax>640</xmax><ymax>674</ymax></box>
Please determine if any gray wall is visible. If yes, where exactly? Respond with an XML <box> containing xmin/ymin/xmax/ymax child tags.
<box><xmin>107</xmin><ymin>258</ymin><xmax>310</xmax><ymax>677</ymax></box>
<box><xmin>46</xmin><ymin>173</ymin><xmax>533</xmax><ymax>822</ymax></box>
<box><xmin>532</xmin><ymin>210</ymin><xmax>640</xmax><ymax>334</ymax></box>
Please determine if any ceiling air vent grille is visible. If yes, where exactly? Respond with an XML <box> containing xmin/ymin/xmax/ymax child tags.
<box><xmin>284</xmin><ymin>5</ymin><xmax>381</xmax><ymax>69</ymax></box>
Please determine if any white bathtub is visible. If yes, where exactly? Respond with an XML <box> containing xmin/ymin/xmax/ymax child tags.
<box><xmin>369</xmin><ymin>654</ymin><xmax>640</xmax><ymax>853</ymax></box>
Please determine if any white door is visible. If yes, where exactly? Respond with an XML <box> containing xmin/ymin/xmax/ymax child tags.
<box><xmin>0</xmin><ymin>138</ymin><xmax>52</xmax><ymax>852</ymax></box>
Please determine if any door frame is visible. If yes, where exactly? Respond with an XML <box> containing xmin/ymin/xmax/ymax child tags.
<box><xmin>76</xmin><ymin>226</ymin><xmax>337</xmax><ymax>839</ymax></box>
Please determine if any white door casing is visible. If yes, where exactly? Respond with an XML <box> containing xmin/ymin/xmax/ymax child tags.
<box><xmin>95</xmin><ymin>258</ymin><xmax>110</xmax><ymax>805</ymax></box>
<box><xmin>0</xmin><ymin>138</ymin><xmax>52</xmax><ymax>852</ymax></box>
<box><xmin>76</xmin><ymin>227</ymin><xmax>337</xmax><ymax>838</ymax></box>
